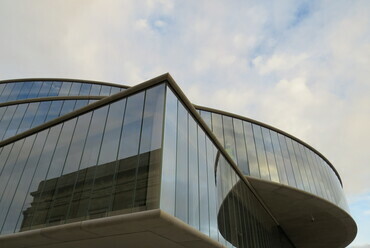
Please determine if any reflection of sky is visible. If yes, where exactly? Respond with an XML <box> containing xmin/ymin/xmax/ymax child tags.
<box><xmin>1</xmin><ymin>0</ymin><xmax>370</xmax><ymax>246</ymax></box>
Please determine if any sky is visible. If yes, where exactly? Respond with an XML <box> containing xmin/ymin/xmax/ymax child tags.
<box><xmin>0</xmin><ymin>0</ymin><xmax>369</xmax><ymax>246</ymax></box>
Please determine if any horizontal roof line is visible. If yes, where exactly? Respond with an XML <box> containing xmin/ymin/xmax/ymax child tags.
<box><xmin>0</xmin><ymin>78</ymin><xmax>130</xmax><ymax>89</ymax></box>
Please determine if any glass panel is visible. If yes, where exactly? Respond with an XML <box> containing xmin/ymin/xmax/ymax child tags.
<box><xmin>90</xmin><ymin>84</ymin><xmax>101</xmax><ymax>95</ymax></box>
<box><xmin>206</xmin><ymin>138</ymin><xmax>218</xmax><ymax>241</ymax></box>
<box><xmin>298</xmin><ymin>143</ymin><xmax>317</xmax><ymax>195</ymax></box>
<box><xmin>79</xmin><ymin>106</ymin><xmax>109</xmax><ymax>169</ymax></box>
<box><xmin>0</xmin><ymin>107</ymin><xmax>7</xmax><ymax>122</ymax></box>
<box><xmin>98</xmin><ymin>99</ymin><xmax>126</xmax><ymax>164</ymax></box>
<box><xmin>188</xmin><ymin>116</ymin><xmax>199</xmax><ymax>229</ymax></box>
<box><xmin>17</xmin><ymin>83</ymin><xmax>33</xmax><ymax>100</ymax></box>
<box><xmin>310</xmin><ymin>151</ymin><xmax>328</xmax><ymax>199</ymax></box>
<box><xmin>27</xmin><ymin>82</ymin><xmax>43</xmax><ymax>98</ymax></box>
<box><xmin>0</xmin><ymin>83</ymin><xmax>15</xmax><ymax>102</ymax></box>
<box><xmin>211</xmin><ymin>113</ymin><xmax>224</xmax><ymax>145</ymax></box>
<box><xmin>20</xmin><ymin>126</ymin><xmax>62</xmax><ymax>230</ymax></box>
<box><xmin>79</xmin><ymin>83</ymin><xmax>92</xmax><ymax>96</ymax></box>
<box><xmin>69</xmin><ymin>83</ymin><xmax>82</xmax><ymax>96</ymax></box>
<box><xmin>63</xmin><ymin>112</ymin><xmax>92</xmax><ymax>175</ymax></box>
<box><xmin>30</xmin><ymin>102</ymin><xmax>52</xmax><ymax>128</ymax></box>
<box><xmin>45</xmin><ymin>101</ymin><xmax>63</xmax><ymax>122</ymax></box>
<box><xmin>29</xmin><ymin>120</ymin><xmax>75</xmax><ymax>227</ymax></box>
<box><xmin>292</xmin><ymin>140</ymin><xmax>310</xmax><ymax>192</ymax></box>
<box><xmin>109</xmin><ymin>87</ymin><xmax>121</xmax><ymax>95</ymax></box>
<box><xmin>37</xmin><ymin>82</ymin><xmax>52</xmax><ymax>97</ymax></box>
<box><xmin>0</xmin><ymin>136</ymin><xmax>35</xmax><ymax>231</ymax></box>
<box><xmin>270</xmin><ymin>131</ymin><xmax>288</xmax><ymax>185</ymax></box>
<box><xmin>0</xmin><ymin>140</ymin><xmax>25</xmax><ymax>198</ymax></box>
<box><xmin>74</xmin><ymin>100</ymin><xmax>88</xmax><ymax>110</ymax></box>
<box><xmin>7</xmin><ymin>82</ymin><xmax>24</xmax><ymax>101</ymax></box>
<box><xmin>305</xmin><ymin>147</ymin><xmax>324</xmax><ymax>198</ymax></box>
<box><xmin>285</xmin><ymin>138</ymin><xmax>304</xmax><ymax>190</ymax></box>
<box><xmin>59</xmin><ymin>100</ymin><xmax>76</xmax><ymax>116</ymax></box>
<box><xmin>233</xmin><ymin>118</ymin><xmax>248</xmax><ymax>174</ymax></box>
<box><xmin>59</xmin><ymin>82</ymin><xmax>72</xmax><ymax>96</ymax></box>
<box><xmin>139</xmin><ymin>85</ymin><xmax>165</xmax><ymax>153</ymax></box>
<box><xmin>318</xmin><ymin>157</ymin><xmax>335</xmax><ymax>202</ymax></box>
<box><xmin>3</xmin><ymin>104</ymin><xmax>28</xmax><ymax>140</ymax></box>
<box><xmin>160</xmin><ymin>87</ymin><xmax>177</xmax><ymax>215</ymax></box>
<box><xmin>0</xmin><ymin>145</ymin><xmax>13</xmax><ymax>184</ymax></box>
<box><xmin>2</xmin><ymin>132</ymin><xmax>47</xmax><ymax>233</ymax></box>
<box><xmin>0</xmin><ymin>84</ymin><xmax>6</xmax><ymax>96</ymax></box>
<box><xmin>243</xmin><ymin>122</ymin><xmax>259</xmax><ymax>177</ymax></box>
<box><xmin>199</xmin><ymin>110</ymin><xmax>212</xmax><ymax>128</ymax></box>
<box><xmin>198</xmin><ymin>126</ymin><xmax>210</xmax><ymax>235</ymax></box>
<box><xmin>118</xmin><ymin>92</ymin><xmax>145</xmax><ymax>159</ymax></box>
<box><xmin>277</xmin><ymin>133</ymin><xmax>296</xmax><ymax>187</ymax></box>
<box><xmin>222</xmin><ymin>115</ymin><xmax>237</xmax><ymax>161</ymax></box>
<box><xmin>252</xmin><ymin>124</ymin><xmax>270</xmax><ymax>180</ymax></box>
<box><xmin>175</xmin><ymin>102</ymin><xmax>188</xmax><ymax>223</ymax></box>
<box><xmin>48</xmin><ymin>82</ymin><xmax>62</xmax><ymax>96</ymax></box>
<box><xmin>99</xmin><ymin>85</ymin><xmax>111</xmax><ymax>96</ymax></box>
<box><xmin>41</xmin><ymin>119</ymin><xmax>79</xmax><ymax>226</ymax></box>
<box><xmin>261</xmin><ymin>127</ymin><xmax>279</xmax><ymax>183</ymax></box>
<box><xmin>17</xmin><ymin>103</ymin><xmax>39</xmax><ymax>134</ymax></box>
<box><xmin>0</xmin><ymin>105</ymin><xmax>17</xmax><ymax>139</ymax></box>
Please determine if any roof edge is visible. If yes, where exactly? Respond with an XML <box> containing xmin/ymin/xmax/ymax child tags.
<box><xmin>0</xmin><ymin>78</ymin><xmax>130</xmax><ymax>89</ymax></box>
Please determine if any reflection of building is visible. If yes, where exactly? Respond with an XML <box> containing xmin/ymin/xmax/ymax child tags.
<box><xmin>0</xmin><ymin>74</ymin><xmax>357</xmax><ymax>248</ymax></box>
<box><xmin>20</xmin><ymin>149</ymin><xmax>162</xmax><ymax>231</ymax></box>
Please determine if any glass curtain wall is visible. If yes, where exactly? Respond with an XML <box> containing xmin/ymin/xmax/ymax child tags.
<box><xmin>0</xmin><ymin>81</ymin><xmax>126</xmax><ymax>103</ymax></box>
<box><xmin>0</xmin><ymin>84</ymin><xmax>165</xmax><ymax>234</ymax></box>
<box><xmin>161</xmin><ymin>87</ymin><xmax>294</xmax><ymax>248</ymax></box>
<box><xmin>0</xmin><ymin>100</ymin><xmax>94</xmax><ymax>141</ymax></box>
<box><xmin>198</xmin><ymin>110</ymin><xmax>348</xmax><ymax>212</ymax></box>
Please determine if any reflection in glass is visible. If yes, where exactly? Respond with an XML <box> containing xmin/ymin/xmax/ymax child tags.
<box><xmin>99</xmin><ymin>99</ymin><xmax>126</xmax><ymax>164</ymax></box>
<box><xmin>7</xmin><ymin>83</ymin><xmax>24</xmax><ymax>101</ymax></box>
<box><xmin>38</xmin><ymin>82</ymin><xmax>52</xmax><ymax>97</ymax></box>
<box><xmin>0</xmin><ymin>83</ymin><xmax>166</xmax><ymax>233</ymax></box>
<box><xmin>253</xmin><ymin>124</ymin><xmax>270</xmax><ymax>180</ymax></box>
<box><xmin>118</xmin><ymin>92</ymin><xmax>145</xmax><ymax>159</ymax></box>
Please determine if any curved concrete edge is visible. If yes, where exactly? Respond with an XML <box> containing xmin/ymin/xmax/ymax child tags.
<box><xmin>0</xmin><ymin>209</ymin><xmax>224</xmax><ymax>248</ymax></box>
<box><xmin>246</xmin><ymin>176</ymin><xmax>357</xmax><ymax>248</ymax></box>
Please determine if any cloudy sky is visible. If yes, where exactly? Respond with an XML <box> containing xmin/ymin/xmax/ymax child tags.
<box><xmin>1</xmin><ymin>0</ymin><xmax>369</xmax><ymax>246</ymax></box>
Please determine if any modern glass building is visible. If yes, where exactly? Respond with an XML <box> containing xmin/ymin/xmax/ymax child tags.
<box><xmin>0</xmin><ymin>74</ymin><xmax>357</xmax><ymax>248</ymax></box>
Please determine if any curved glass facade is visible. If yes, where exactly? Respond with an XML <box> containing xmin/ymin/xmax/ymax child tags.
<box><xmin>0</xmin><ymin>80</ymin><xmax>126</xmax><ymax>103</ymax></box>
<box><xmin>0</xmin><ymin>79</ymin><xmax>295</xmax><ymax>248</ymax></box>
<box><xmin>0</xmin><ymin>76</ymin><xmax>355</xmax><ymax>248</ymax></box>
<box><xmin>0</xmin><ymin>100</ymin><xmax>95</xmax><ymax>141</ymax></box>
<box><xmin>161</xmin><ymin>87</ymin><xmax>293</xmax><ymax>247</ymax></box>
<box><xmin>197</xmin><ymin>109</ymin><xmax>348</xmax><ymax>211</ymax></box>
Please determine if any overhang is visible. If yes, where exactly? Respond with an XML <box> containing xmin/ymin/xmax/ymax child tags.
<box><xmin>0</xmin><ymin>209</ymin><xmax>222</xmax><ymax>248</ymax></box>
<box><xmin>246</xmin><ymin>176</ymin><xmax>357</xmax><ymax>248</ymax></box>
